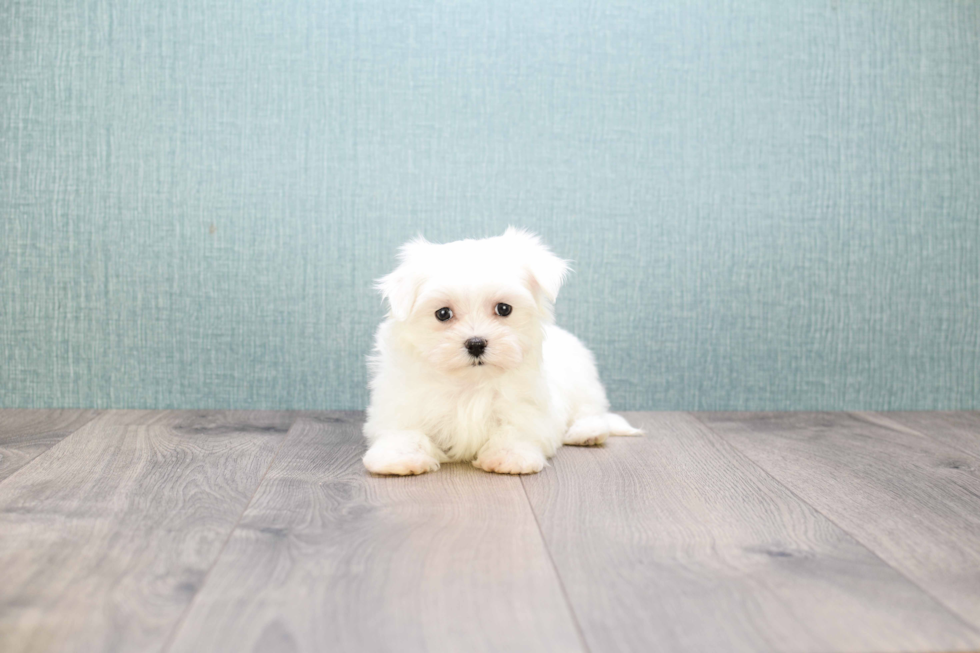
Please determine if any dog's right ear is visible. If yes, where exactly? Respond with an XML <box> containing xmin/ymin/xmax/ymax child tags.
<box><xmin>375</xmin><ymin>236</ymin><xmax>430</xmax><ymax>321</ymax></box>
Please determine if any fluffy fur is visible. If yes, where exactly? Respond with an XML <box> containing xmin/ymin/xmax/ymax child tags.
<box><xmin>363</xmin><ymin>228</ymin><xmax>641</xmax><ymax>476</ymax></box>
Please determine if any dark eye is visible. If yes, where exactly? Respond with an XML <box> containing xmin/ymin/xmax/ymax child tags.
<box><xmin>435</xmin><ymin>307</ymin><xmax>453</xmax><ymax>322</ymax></box>
<box><xmin>495</xmin><ymin>303</ymin><xmax>512</xmax><ymax>317</ymax></box>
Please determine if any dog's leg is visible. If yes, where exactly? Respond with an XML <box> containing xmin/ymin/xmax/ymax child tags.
<box><xmin>563</xmin><ymin>413</ymin><xmax>643</xmax><ymax>446</ymax></box>
<box><xmin>363</xmin><ymin>430</ymin><xmax>442</xmax><ymax>476</ymax></box>
<box><xmin>473</xmin><ymin>438</ymin><xmax>548</xmax><ymax>475</ymax></box>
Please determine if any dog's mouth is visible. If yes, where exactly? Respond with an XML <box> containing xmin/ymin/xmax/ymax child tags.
<box><xmin>470</xmin><ymin>359</ymin><xmax>485</xmax><ymax>367</ymax></box>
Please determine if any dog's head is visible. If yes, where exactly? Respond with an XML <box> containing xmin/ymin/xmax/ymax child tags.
<box><xmin>376</xmin><ymin>228</ymin><xmax>569</xmax><ymax>374</ymax></box>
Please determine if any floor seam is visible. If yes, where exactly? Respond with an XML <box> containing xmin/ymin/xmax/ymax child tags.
<box><xmin>520</xmin><ymin>475</ymin><xmax>594</xmax><ymax>653</ymax></box>
<box><xmin>0</xmin><ymin>410</ymin><xmax>102</xmax><ymax>493</ymax></box>
<box><xmin>159</xmin><ymin>410</ymin><xmax>301</xmax><ymax>653</ymax></box>
<box><xmin>687</xmin><ymin>411</ymin><xmax>980</xmax><ymax>644</ymax></box>
<box><xmin>854</xmin><ymin>411</ymin><xmax>980</xmax><ymax>462</ymax></box>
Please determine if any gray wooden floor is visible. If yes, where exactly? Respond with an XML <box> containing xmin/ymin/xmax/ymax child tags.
<box><xmin>1</xmin><ymin>411</ymin><xmax>979</xmax><ymax>653</ymax></box>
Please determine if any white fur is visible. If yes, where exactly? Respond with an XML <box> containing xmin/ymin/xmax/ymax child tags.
<box><xmin>363</xmin><ymin>228</ymin><xmax>641</xmax><ymax>476</ymax></box>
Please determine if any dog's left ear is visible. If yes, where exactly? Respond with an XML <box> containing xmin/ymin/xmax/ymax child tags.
<box><xmin>376</xmin><ymin>236</ymin><xmax>430</xmax><ymax>321</ymax></box>
<box><xmin>503</xmin><ymin>227</ymin><xmax>570</xmax><ymax>304</ymax></box>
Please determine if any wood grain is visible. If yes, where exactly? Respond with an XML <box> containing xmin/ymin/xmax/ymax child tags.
<box><xmin>696</xmin><ymin>411</ymin><xmax>980</xmax><ymax>634</ymax></box>
<box><xmin>0</xmin><ymin>409</ymin><xmax>99</xmax><ymax>483</ymax></box>
<box><xmin>866</xmin><ymin>411</ymin><xmax>980</xmax><ymax>458</ymax></box>
<box><xmin>0</xmin><ymin>410</ymin><xmax>296</xmax><ymax>653</ymax></box>
<box><xmin>522</xmin><ymin>411</ymin><xmax>980</xmax><ymax>653</ymax></box>
<box><xmin>167</xmin><ymin>413</ymin><xmax>583</xmax><ymax>653</ymax></box>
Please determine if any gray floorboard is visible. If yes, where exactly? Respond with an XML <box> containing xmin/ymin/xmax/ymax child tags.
<box><xmin>696</xmin><ymin>410</ymin><xmax>980</xmax><ymax>637</ymax></box>
<box><xmin>867</xmin><ymin>411</ymin><xmax>980</xmax><ymax>458</ymax></box>
<box><xmin>0</xmin><ymin>410</ymin><xmax>296</xmax><ymax>653</ymax></box>
<box><xmin>166</xmin><ymin>413</ymin><xmax>583</xmax><ymax>653</ymax></box>
<box><xmin>5</xmin><ymin>410</ymin><xmax>980</xmax><ymax>653</ymax></box>
<box><xmin>522</xmin><ymin>412</ymin><xmax>980</xmax><ymax>653</ymax></box>
<box><xmin>0</xmin><ymin>409</ymin><xmax>99</xmax><ymax>483</ymax></box>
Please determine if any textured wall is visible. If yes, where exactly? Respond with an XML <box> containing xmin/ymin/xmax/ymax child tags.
<box><xmin>2</xmin><ymin>0</ymin><xmax>978</xmax><ymax>410</ymax></box>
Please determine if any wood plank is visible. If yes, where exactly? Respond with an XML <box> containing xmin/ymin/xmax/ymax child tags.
<box><xmin>866</xmin><ymin>411</ymin><xmax>980</xmax><ymax>458</ymax></box>
<box><xmin>696</xmin><ymin>410</ymin><xmax>980</xmax><ymax>635</ymax></box>
<box><xmin>0</xmin><ymin>409</ymin><xmax>99</xmax><ymax>483</ymax></box>
<box><xmin>522</xmin><ymin>411</ymin><xmax>980</xmax><ymax>653</ymax></box>
<box><xmin>167</xmin><ymin>413</ymin><xmax>583</xmax><ymax>653</ymax></box>
<box><xmin>0</xmin><ymin>410</ymin><xmax>296</xmax><ymax>653</ymax></box>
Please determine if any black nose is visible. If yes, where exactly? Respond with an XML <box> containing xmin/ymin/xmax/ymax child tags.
<box><xmin>465</xmin><ymin>337</ymin><xmax>487</xmax><ymax>358</ymax></box>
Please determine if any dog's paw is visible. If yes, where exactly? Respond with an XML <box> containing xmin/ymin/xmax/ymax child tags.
<box><xmin>563</xmin><ymin>415</ymin><xmax>610</xmax><ymax>446</ymax></box>
<box><xmin>564</xmin><ymin>414</ymin><xmax>643</xmax><ymax>446</ymax></box>
<box><xmin>363</xmin><ymin>445</ymin><xmax>440</xmax><ymax>476</ymax></box>
<box><xmin>473</xmin><ymin>443</ymin><xmax>547</xmax><ymax>475</ymax></box>
<box><xmin>565</xmin><ymin>433</ymin><xmax>607</xmax><ymax>446</ymax></box>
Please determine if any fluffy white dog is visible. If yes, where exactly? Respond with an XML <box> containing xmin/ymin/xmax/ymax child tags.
<box><xmin>363</xmin><ymin>228</ymin><xmax>641</xmax><ymax>475</ymax></box>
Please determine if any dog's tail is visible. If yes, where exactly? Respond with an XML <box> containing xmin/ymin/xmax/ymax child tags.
<box><xmin>563</xmin><ymin>413</ymin><xmax>643</xmax><ymax>446</ymax></box>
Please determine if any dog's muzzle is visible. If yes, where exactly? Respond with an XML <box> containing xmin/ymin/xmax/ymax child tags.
<box><xmin>464</xmin><ymin>337</ymin><xmax>487</xmax><ymax>358</ymax></box>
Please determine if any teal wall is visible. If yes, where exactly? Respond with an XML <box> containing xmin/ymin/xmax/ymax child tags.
<box><xmin>2</xmin><ymin>0</ymin><xmax>978</xmax><ymax>410</ymax></box>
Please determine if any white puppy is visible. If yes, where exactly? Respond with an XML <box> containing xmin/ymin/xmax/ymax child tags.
<box><xmin>363</xmin><ymin>228</ymin><xmax>641</xmax><ymax>475</ymax></box>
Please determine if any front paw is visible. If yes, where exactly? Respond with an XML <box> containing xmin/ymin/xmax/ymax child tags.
<box><xmin>363</xmin><ymin>443</ymin><xmax>440</xmax><ymax>476</ymax></box>
<box><xmin>473</xmin><ymin>443</ymin><xmax>546</xmax><ymax>475</ymax></box>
